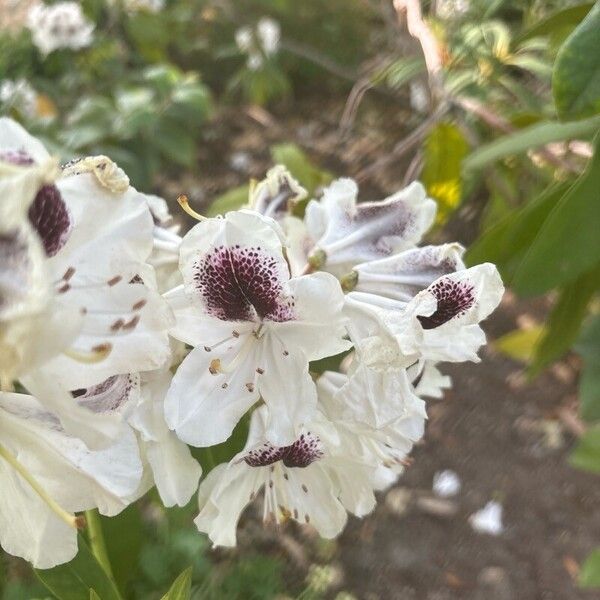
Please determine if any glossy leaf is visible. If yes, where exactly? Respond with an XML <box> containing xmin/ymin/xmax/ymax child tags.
<box><xmin>553</xmin><ymin>3</ymin><xmax>600</xmax><ymax>121</ymax></box>
<box><xmin>35</xmin><ymin>535</ymin><xmax>121</xmax><ymax>600</ymax></box>
<box><xmin>462</xmin><ymin>115</ymin><xmax>600</xmax><ymax>172</ymax></box>
<box><xmin>421</xmin><ymin>122</ymin><xmax>469</xmax><ymax>224</ymax></box>
<box><xmin>511</xmin><ymin>137</ymin><xmax>600</xmax><ymax>296</ymax></box>
<box><xmin>465</xmin><ymin>182</ymin><xmax>570</xmax><ymax>281</ymax></box>
<box><xmin>161</xmin><ymin>567</ymin><xmax>193</xmax><ymax>600</ymax></box>
<box><xmin>528</xmin><ymin>266</ymin><xmax>600</xmax><ymax>375</ymax></box>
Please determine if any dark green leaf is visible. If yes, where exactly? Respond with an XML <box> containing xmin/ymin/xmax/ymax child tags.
<box><xmin>553</xmin><ymin>3</ymin><xmax>600</xmax><ymax>121</ymax></box>
<box><xmin>580</xmin><ymin>548</ymin><xmax>600</xmax><ymax>588</ymax></box>
<box><xmin>570</xmin><ymin>426</ymin><xmax>600</xmax><ymax>473</ymax></box>
<box><xmin>153</xmin><ymin>122</ymin><xmax>196</xmax><ymax>167</ymax></box>
<box><xmin>465</xmin><ymin>182</ymin><xmax>570</xmax><ymax>280</ymax></box>
<box><xmin>160</xmin><ymin>567</ymin><xmax>192</xmax><ymax>600</ymax></box>
<box><xmin>529</xmin><ymin>266</ymin><xmax>599</xmax><ymax>375</ymax></box>
<box><xmin>35</xmin><ymin>535</ymin><xmax>121</xmax><ymax>600</ymax></box>
<box><xmin>512</xmin><ymin>136</ymin><xmax>600</xmax><ymax>295</ymax></box>
<box><xmin>575</xmin><ymin>316</ymin><xmax>600</xmax><ymax>421</ymax></box>
<box><xmin>101</xmin><ymin>504</ymin><xmax>143</xmax><ymax>594</ymax></box>
<box><xmin>518</xmin><ymin>3</ymin><xmax>593</xmax><ymax>43</ymax></box>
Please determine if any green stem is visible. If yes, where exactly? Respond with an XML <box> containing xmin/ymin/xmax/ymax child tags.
<box><xmin>85</xmin><ymin>510</ymin><xmax>117</xmax><ymax>587</ymax></box>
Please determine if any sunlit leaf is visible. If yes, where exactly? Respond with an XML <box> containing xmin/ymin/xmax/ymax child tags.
<box><xmin>161</xmin><ymin>567</ymin><xmax>192</xmax><ymax>600</ymax></box>
<box><xmin>518</xmin><ymin>3</ymin><xmax>593</xmax><ymax>44</ymax></box>
<box><xmin>462</xmin><ymin>115</ymin><xmax>600</xmax><ymax>171</ymax></box>
<box><xmin>580</xmin><ymin>548</ymin><xmax>600</xmax><ymax>588</ymax></box>
<box><xmin>494</xmin><ymin>326</ymin><xmax>544</xmax><ymax>363</ymax></box>
<box><xmin>421</xmin><ymin>122</ymin><xmax>469</xmax><ymax>225</ymax></box>
<box><xmin>553</xmin><ymin>2</ymin><xmax>600</xmax><ymax>121</ymax></box>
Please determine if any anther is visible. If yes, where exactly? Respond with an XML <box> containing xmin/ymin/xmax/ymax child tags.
<box><xmin>256</xmin><ymin>367</ymin><xmax>264</xmax><ymax>375</ymax></box>
<box><xmin>122</xmin><ymin>315</ymin><xmax>140</xmax><ymax>330</ymax></box>
<box><xmin>107</xmin><ymin>275</ymin><xmax>122</xmax><ymax>286</ymax></box>
<box><xmin>132</xmin><ymin>299</ymin><xmax>147</xmax><ymax>310</ymax></box>
<box><xmin>209</xmin><ymin>359</ymin><xmax>221</xmax><ymax>375</ymax></box>
<box><xmin>62</xmin><ymin>266</ymin><xmax>76</xmax><ymax>281</ymax></box>
<box><xmin>246</xmin><ymin>383</ymin><xmax>255</xmax><ymax>393</ymax></box>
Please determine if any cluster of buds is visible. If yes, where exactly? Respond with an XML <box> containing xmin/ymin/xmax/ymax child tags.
<box><xmin>0</xmin><ymin>118</ymin><xmax>503</xmax><ymax>568</ymax></box>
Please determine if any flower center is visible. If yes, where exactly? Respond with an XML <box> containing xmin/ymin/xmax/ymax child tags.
<box><xmin>195</xmin><ymin>245</ymin><xmax>294</xmax><ymax>322</ymax></box>
<box><xmin>0</xmin><ymin>149</ymin><xmax>72</xmax><ymax>257</ymax></box>
<box><xmin>417</xmin><ymin>278</ymin><xmax>475</xmax><ymax>329</ymax></box>
<box><xmin>71</xmin><ymin>374</ymin><xmax>135</xmax><ymax>413</ymax></box>
<box><xmin>27</xmin><ymin>185</ymin><xmax>72</xmax><ymax>257</ymax></box>
<box><xmin>244</xmin><ymin>432</ymin><xmax>323</xmax><ymax>469</ymax></box>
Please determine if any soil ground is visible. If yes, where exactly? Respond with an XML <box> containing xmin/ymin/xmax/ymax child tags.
<box><xmin>170</xmin><ymin>96</ymin><xmax>600</xmax><ymax>600</ymax></box>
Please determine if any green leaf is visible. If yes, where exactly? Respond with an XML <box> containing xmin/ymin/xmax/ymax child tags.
<box><xmin>494</xmin><ymin>326</ymin><xmax>544</xmax><ymax>363</ymax></box>
<box><xmin>575</xmin><ymin>316</ymin><xmax>600</xmax><ymax>421</ymax></box>
<box><xmin>161</xmin><ymin>567</ymin><xmax>193</xmax><ymax>600</ymax></box>
<box><xmin>580</xmin><ymin>548</ymin><xmax>600</xmax><ymax>588</ymax></box>
<box><xmin>528</xmin><ymin>266</ymin><xmax>599</xmax><ymax>375</ymax></box>
<box><xmin>421</xmin><ymin>122</ymin><xmax>469</xmax><ymax>224</ymax></box>
<box><xmin>101</xmin><ymin>504</ymin><xmax>143</xmax><ymax>594</ymax></box>
<box><xmin>206</xmin><ymin>185</ymin><xmax>249</xmax><ymax>217</ymax></box>
<box><xmin>465</xmin><ymin>182</ymin><xmax>570</xmax><ymax>281</ymax></box>
<box><xmin>518</xmin><ymin>3</ymin><xmax>594</xmax><ymax>43</ymax></box>
<box><xmin>36</xmin><ymin>535</ymin><xmax>121</xmax><ymax>600</ymax></box>
<box><xmin>153</xmin><ymin>121</ymin><xmax>196</xmax><ymax>167</ymax></box>
<box><xmin>462</xmin><ymin>116</ymin><xmax>600</xmax><ymax>171</ymax></box>
<box><xmin>270</xmin><ymin>143</ymin><xmax>333</xmax><ymax>195</ymax></box>
<box><xmin>511</xmin><ymin>136</ymin><xmax>600</xmax><ymax>295</ymax></box>
<box><xmin>90</xmin><ymin>591</ymin><xmax>101</xmax><ymax>600</ymax></box>
<box><xmin>570</xmin><ymin>426</ymin><xmax>600</xmax><ymax>473</ymax></box>
<box><xmin>553</xmin><ymin>2</ymin><xmax>600</xmax><ymax>121</ymax></box>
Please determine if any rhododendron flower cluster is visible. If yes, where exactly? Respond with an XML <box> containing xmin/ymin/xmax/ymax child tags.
<box><xmin>0</xmin><ymin>119</ymin><xmax>503</xmax><ymax>568</ymax></box>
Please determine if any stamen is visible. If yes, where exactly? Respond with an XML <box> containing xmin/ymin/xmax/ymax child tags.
<box><xmin>64</xmin><ymin>343</ymin><xmax>112</xmax><ymax>364</ymax></box>
<box><xmin>0</xmin><ymin>444</ymin><xmax>84</xmax><ymax>530</ymax></box>
<box><xmin>177</xmin><ymin>195</ymin><xmax>206</xmax><ymax>222</ymax></box>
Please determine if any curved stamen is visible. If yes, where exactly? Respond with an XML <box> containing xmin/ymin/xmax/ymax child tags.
<box><xmin>177</xmin><ymin>195</ymin><xmax>206</xmax><ymax>222</ymax></box>
<box><xmin>63</xmin><ymin>344</ymin><xmax>112</xmax><ymax>364</ymax></box>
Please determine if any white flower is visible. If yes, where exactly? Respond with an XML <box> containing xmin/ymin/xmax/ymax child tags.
<box><xmin>194</xmin><ymin>407</ymin><xmax>376</xmax><ymax>547</ymax></box>
<box><xmin>235</xmin><ymin>18</ymin><xmax>281</xmax><ymax>70</ymax></box>
<box><xmin>469</xmin><ymin>501</ymin><xmax>504</xmax><ymax>536</ymax></box>
<box><xmin>316</xmin><ymin>370</ymin><xmax>426</xmax><ymax>491</ymax></box>
<box><xmin>130</xmin><ymin>369</ymin><xmax>202</xmax><ymax>507</ymax></box>
<box><xmin>27</xmin><ymin>1</ymin><xmax>94</xmax><ymax>56</ymax></box>
<box><xmin>0</xmin><ymin>79</ymin><xmax>38</xmax><ymax>119</ymax></box>
<box><xmin>300</xmin><ymin>179</ymin><xmax>437</xmax><ymax>276</ymax></box>
<box><xmin>345</xmin><ymin>263</ymin><xmax>504</xmax><ymax>368</ymax></box>
<box><xmin>409</xmin><ymin>81</ymin><xmax>429</xmax><ymax>113</ymax></box>
<box><xmin>257</xmin><ymin>17</ymin><xmax>280</xmax><ymax>56</ymax></box>
<box><xmin>0</xmin><ymin>388</ymin><xmax>143</xmax><ymax>568</ymax></box>
<box><xmin>249</xmin><ymin>165</ymin><xmax>307</xmax><ymax>219</ymax></box>
<box><xmin>410</xmin><ymin>361</ymin><xmax>452</xmax><ymax>399</ymax></box>
<box><xmin>432</xmin><ymin>469</ymin><xmax>461</xmax><ymax>497</ymax></box>
<box><xmin>143</xmin><ymin>194</ymin><xmax>183</xmax><ymax>293</ymax></box>
<box><xmin>0</xmin><ymin>118</ymin><xmax>172</xmax><ymax>447</ymax></box>
<box><xmin>164</xmin><ymin>210</ymin><xmax>350</xmax><ymax>448</ymax></box>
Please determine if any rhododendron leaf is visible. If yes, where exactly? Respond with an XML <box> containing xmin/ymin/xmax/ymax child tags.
<box><xmin>35</xmin><ymin>535</ymin><xmax>121</xmax><ymax>600</ymax></box>
<box><xmin>161</xmin><ymin>567</ymin><xmax>193</xmax><ymax>600</ymax></box>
